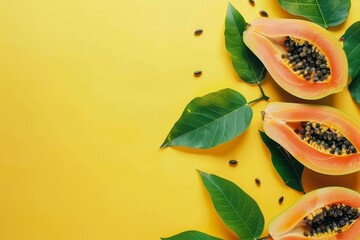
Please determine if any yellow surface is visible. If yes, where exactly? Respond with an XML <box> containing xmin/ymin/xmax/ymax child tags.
<box><xmin>0</xmin><ymin>0</ymin><xmax>359</xmax><ymax>239</ymax></box>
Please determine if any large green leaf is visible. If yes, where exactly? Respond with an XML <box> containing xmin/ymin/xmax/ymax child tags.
<box><xmin>259</xmin><ymin>131</ymin><xmax>304</xmax><ymax>193</ymax></box>
<box><xmin>278</xmin><ymin>0</ymin><xmax>351</xmax><ymax>28</ymax></box>
<box><xmin>198</xmin><ymin>171</ymin><xmax>264</xmax><ymax>240</ymax></box>
<box><xmin>225</xmin><ymin>3</ymin><xmax>266</xmax><ymax>84</ymax></box>
<box><xmin>161</xmin><ymin>88</ymin><xmax>253</xmax><ymax>149</ymax></box>
<box><xmin>161</xmin><ymin>231</ymin><xmax>222</xmax><ymax>240</ymax></box>
<box><xmin>342</xmin><ymin>21</ymin><xmax>360</xmax><ymax>105</ymax></box>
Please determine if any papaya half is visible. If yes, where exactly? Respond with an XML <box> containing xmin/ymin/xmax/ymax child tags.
<box><xmin>268</xmin><ymin>186</ymin><xmax>360</xmax><ymax>239</ymax></box>
<box><xmin>262</xmin><ymin>102</ymin><xmax>360</xmax><ymax>175</ymax></box>
<box><xmin>243</xmin><ymin>18</ymin><xmax>348</xmax><ymax>100</ymax></box>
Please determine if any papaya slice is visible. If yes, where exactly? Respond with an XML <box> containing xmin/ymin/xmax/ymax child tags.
<box><xmin>268</xmin><ymin>186</ymin><xmax>360</xmax><ymax>239</ymax></box>
<box><xmin>262</xmin><ymin>102</ymin><xmax>360</xmax><ymax>175</ymax></box>
<box><xmin>243</xmin><ymin>18</ymin><xmax>348</xmax><ymax>100</ymax></box>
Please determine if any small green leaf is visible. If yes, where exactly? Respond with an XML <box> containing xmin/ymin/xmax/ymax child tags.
<box><xmin>278</xmin><ymin>0</ymin><xmax>351</xmax><ymax>28</ymax></box>
<box><xmin>161</xmin><ymin>88</ymin><xmax>253</xmax><ymax>149</ymax></box>
<box><xmin>259</xmin><ymin>131</ymin><xmax>304</xmax><ymax>193</ymax></box>
<box><xmin>342</xmin><ymin>21</ymin><xmax>360</xmax><ymax>105</ymax></box>
<box><xmin>225</xmin><ymin>3</ymin><xmax>266</xmax><ymax>84</ymax></box>
<box><xmin>161</xmin><ymin>231</ymin><xmax>222</xmax><ymax>240</ymax></box>
<box><xmin>198</xmin><ymin>171</ymin><xmax>264</xmax><ymax>240</ymax></box>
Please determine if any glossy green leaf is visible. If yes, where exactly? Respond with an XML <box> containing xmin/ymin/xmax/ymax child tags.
<box><xmin>259</xmin><ymin>131</ymin><xmax>304</xmax><ymax>193</ymax></box>
<box><xmin>161</xmin><ymin>231</ymin><xmax>222</xmax><ymax>240</ymax></box>
<box><xmin>225</xmin><ymin>3</ymin><xmax>266</xmax><ymax>84</ymax></box>
<box><xmin>198</xmin><ymin>171</ymin><xmax>264</xmax><ymax>240</ymax></box>
<box><xmin>342</xmin><ymin>21</ymin><xmax>360</xmax><ymax>105</ymax></box>
<box><xmin>161</xmin><ymin>88</ymin><xmax>253</xmax><ymax>149</ymax></box>
<box><xmin>278</xmin><ymin>0</ymin><xmax>351</xmax><ymax>28</ymax></box>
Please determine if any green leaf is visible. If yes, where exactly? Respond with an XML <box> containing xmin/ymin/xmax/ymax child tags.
<box><xmin>342</xmin><ymin>21</ymin><xmax>360</xmax><ymax>105</ymax></box>
<box><xmin>225</xmin><ymin>3</ymin><xmax>266</xmax><ymax>84</ymax></box>
<box><xmin>198</xmin><ymin>171</ymin><xmax>264</xmax><ymax>240</ymax></box>
<box><xmin>278</xmin><ymin>0</ymin><xmax>351</xmax><ymax>28</ymax></box>
<box><xmin>259</xmin><ymin>131</ymin><xmax>304</xmax><ymax>193</ymax></box>
<box><xmin>161</xmin><ymin>88</ymin><xmax>253</xmax><ymax>149</ymax></box>
<box><xmin>161</xmin><ymin>231</ymin><xmax>222</xmax><ymax>240</ymax></box>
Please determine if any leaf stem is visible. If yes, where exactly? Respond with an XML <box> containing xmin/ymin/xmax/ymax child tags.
<box><xmin>248</xmin><ymin>83</ymin><xmax>270</xmax><ymax>105</ymax></box>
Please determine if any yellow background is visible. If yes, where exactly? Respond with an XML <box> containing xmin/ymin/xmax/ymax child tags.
<box><xmin>0</xmin><ymin>0</ymin><xmax>359</xmax><ymax>239</ymax></box>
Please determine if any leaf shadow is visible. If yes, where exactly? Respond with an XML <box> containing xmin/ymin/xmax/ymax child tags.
<box><xmin>328</xmin><ymin>20</ymin><xmax>348</xmax><ymax>34</ymax></box>
<box><xmin>350</xmin><ymin>92</ymin><xmax>360</xmax><ymax>114</ymax></box>
<box><xmin>302</xmin><ymin>168</ymin><xmax>360</xmax><ymax>193</ymax></box>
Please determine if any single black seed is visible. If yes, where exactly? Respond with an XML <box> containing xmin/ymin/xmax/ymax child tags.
<box><xmin>294</xmin><ymin>129</ymin><xmax>300</xmax><ymax>134</ymax></box>
<box><xmin>259</xmin><ymin>10</ymin><xmax>268</xmax><ymax>17</ymax></box>
<box><xmin>278</xmin><ymin>196</ymin><xmax>284</xmax><ymax>204</ymax></box>
<box><xmin>300</xmin><ymin>52</ymin><xmax>307</xmax><ymax>57</ymax></box>
<box><xmin>333</xmin><ymin>133</ymin><xmax>338</xmax><ymax>140</ymax></box>
<box><xmin>194</xmin><ymin>29</ymin><xmax>203</xmax><ymax>36</ymax></box>
<box><xmin>229</xmin><ymin>159</ymin><xmax>238</xmax><ymax>166</ymax></box>
<box><xmin>255</xmin><ymin>178</ymin><xmax>261</xmax><ymax>186</ymax></box>
<box><xmin>194</xmin><ymin>70</ymin><xmax>202</xmax><ymax>77</ymax></box>
<box><xmin>339</xmin><ymin>36</ymin><xmax>344</xmax><ymax>41</ymax></box>
<box><xmin>249</xmin><ymin>0</ymin><xmax>255</xmax><ymax>6</ymax></box>
<box><xmin>303</xmin><ymin>232</ymin><xmax>309</xmax><ymax>237</ymax></box>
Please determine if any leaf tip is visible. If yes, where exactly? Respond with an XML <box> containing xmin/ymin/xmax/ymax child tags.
<box><xmin>160</xmin><ymin>138</ymin><xmax>170</xmax><ymax>148</ymax></box>
<box><xmin>196</xmin><ymin>169</ymin><xmax>209</xmax><ymax>178</ymax></box>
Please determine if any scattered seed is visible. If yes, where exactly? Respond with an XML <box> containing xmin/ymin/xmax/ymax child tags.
<box><xmin>255</xmin><ymin>178</ymin><xmax>261</xmax><ymax>186</ymax></box>
<box><xmin>229</xmin><ymin>159</ymin><xmax>238</xmax><ymax>166</ymax></box>
<box><xmin>194</xmin><ymin>29</ymin><xmax>203</xmax><ymax>36</ymax></box>
<box><xmin>249</xmin><ymin>0</ymin><xmax>255</xmax><ymax>6</ymax></box>
<box><xmin>193</xmin><ymin>70</ymin><xmax>202</xmax><ymax>77</ymax></box>
<box><xmin>278</xmin><ymin>196</ymin><xmax>284</xmax><ymax>204</ymax></box>
<box><xmin>259</xmin><ymin>10</ymin><xmax>268</xmax><ymax>17</ymax></box>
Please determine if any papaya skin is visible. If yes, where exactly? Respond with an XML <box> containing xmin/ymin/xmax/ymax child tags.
<box><xmin>262</xmin><ymin>102</ymin><xmax>360</xmax><ymax>175</ymax></box>
<box><xmin>243</xmin><ymin>18</ymin><xmax>348</xmax><ymax>100</ymax></box>
<box><xmin>268</xmin><ymin>187</ymin><xmax>360</xmax><ymax>240</ymax></box>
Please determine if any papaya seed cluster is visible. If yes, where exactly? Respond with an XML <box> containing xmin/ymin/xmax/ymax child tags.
<box><xmin>303</xmin><ymin>203</ymin><xmax>360</xmax><ymax>237</ymax></box>
<box><xmin>282</xmin><ymin>36</ymin><xmax>331</xmax><ymax>82</ymax></box>
<box><xmin>294</xmin><ymin>121</ymin><xmax>357</xmax><ymax>155</ymax></box>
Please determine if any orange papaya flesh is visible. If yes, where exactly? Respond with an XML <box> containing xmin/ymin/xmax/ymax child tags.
<box><xmin>243</xmin><ymin>18</ymin><xmax>348</xmax><ymax>100</ymax></box>
<box><xmin>262</xmin><ymin>102</ymin><xmax>360</xmax><ymax>175</ymax></box>
<box><xmin>268</xmin><ymin>187</ymin><xmax>360</xmax><ymax>240</ymax></box>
